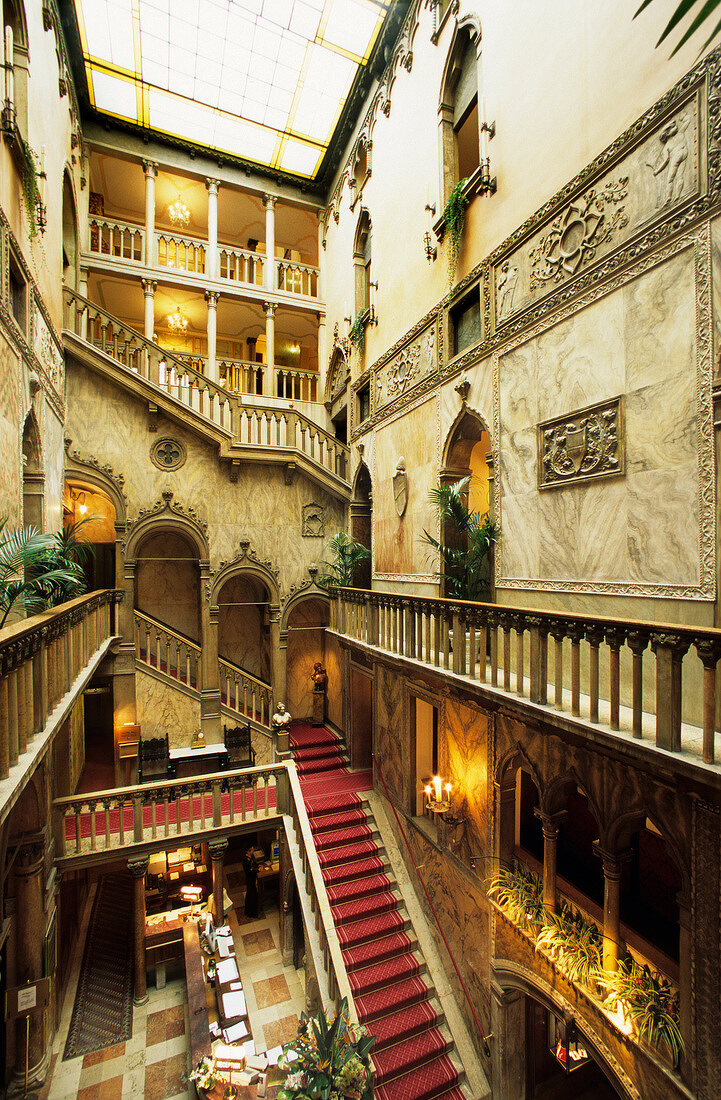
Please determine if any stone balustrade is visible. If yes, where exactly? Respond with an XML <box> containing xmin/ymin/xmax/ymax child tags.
<box><xmin>135</xmin><ymin>611</ymin><xmax>200</xmax><ymax>691</ymax></box>
<box><xmin>329</xmin><ymin>588</ymin><xmax>721</xmax><ymax>766</ymax></box>
<box><xmin>88</xmin><ymin>216</ymin><xmax>144</xmax><ymax>263</ymax></box>
<box><xmin>0</xmin><ymin>590</ymin><xmax>120</xmax><ymax>782</ymax></box>
<box><xmin>219</xmin><ymin>658</ymin><xmax>273</xmax><ymax>728</ymax></box>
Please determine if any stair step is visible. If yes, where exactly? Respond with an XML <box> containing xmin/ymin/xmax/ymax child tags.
<box><xmin>316</xmin><ymin>839</ymin><xmax>380</xmax><ymax>867</ymax></box>
<box><xmin>373</xmin><ymin>1054</ymin><xmax>460</xmax><ymax>1100</ymax></box>
<box><xmin>309</xmin><ymin>808</ymin><xmax>369</xmax><ymax>833</ymax></box>
<box><xmin>342</xmin><ymin>930</ymin><xmax>414</xmax><ymax>972</ymax></box>
<box><xmin>355</xmin><ymin>976</ymin><xmax>430</xmax><ymax>1023</ymax></box>
<box><xmin>304</xmin><ymin>792</ymin><xmax>362</xmax><ymax>818</ymax></box>
<box><xmin>293</xmin><ymin>743</ymin><xmax>345</xmax><ymax>761</ymax></box>
<box><xmin>372</xmin><ymin>1028</ymin><xmax>451</xmax><ymax>1085</ymax></box>
<box><xmin>331</xmin><ymin>889</ymin><xmax>398</xmax><ymax>926</ymax></box>
<box><xmin>321</xmin><ymin>856</ymin><xmax>388</xmax><ymax>886</ymax></box>
<box><xmin>296</xmin><ymin>757</ymin><xmax>348</xmax><ymax>776</ymax></box>
<box><xmin>348</xmin><ymin>950</ymin><xmax>422</xmax><ymax>995</ymax></box>
<box><xmin>336</xmin><ymin>909</ymin><xmax>407</xmax><ymax>947</ymax></box>
<box><xmin>314</xmin><ymin>823</ymin><xmax>374</xmax><ymax>851</ymax></box>
<box><xmin>325</xmin><ymin>873</ymin><xmax>392</xmax><ymax>905</ymax></box>
<box><xmin>368</xmin><ymin>1001</ymin><xmax>442</xmax><ymax>1052</ymax></box>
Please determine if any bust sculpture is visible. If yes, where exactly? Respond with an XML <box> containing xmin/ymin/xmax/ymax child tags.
<box><xmin>312</xmin><ymin>662</ymin><xmax>328</xmax><ymax>692</ymax></box>
<box><xmin>272</xmin><ymin>702</ymin><xmax>292</xmax><ymax>729</ymax></box>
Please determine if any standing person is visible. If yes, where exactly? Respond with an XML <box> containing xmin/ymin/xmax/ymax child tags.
<box><xmin>242</xmin><ymin>847</ymin><xmax>259</xmax><ymax>919</ymax></box>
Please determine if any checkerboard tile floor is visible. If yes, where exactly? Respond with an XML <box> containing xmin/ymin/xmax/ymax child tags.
<box><xmin>41</xmin><ymin>862</ymin><xmax>306</xmax><ymax>1098</ymax></box>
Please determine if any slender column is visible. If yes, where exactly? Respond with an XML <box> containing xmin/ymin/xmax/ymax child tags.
<box><xmin>200</xmin><ymin>580</ymin><xmax>221</xmax><ymax>744</ymax></box>
<box><xmin>317</xmin><ymin>312</ymin><xmax>327</xmax><ymax>388</ymax></box>
<box><xmin>79</xmin><ymin>267</ymin><xmax>89</xmax><ymax>339</ymax></box>
<box><xmin>129</xmin><ymin>856</ymin><xmax>149</xmax><ymax>1004</ymax></box>
<box><xmin>269</xmin><ymin>608</ymin><xmax>285</xmax><ymax>714</ymax></box>
<box><xmin>263</xmin><ymin>194</ymin><xmax>276</xmax><ymax>291</ymax></box>
<box><xmin>317</xmin><ymin>209</ymin><xmax>325</xmax><ymax>298</ymax></box>
<box><xmin>142</xmin><ymin>160</ymin><xmax>157</xmax><ymax>266</ymax></box>
<box><xmin>141</xmin><ymin>279</ymin><xmax>156</xmax><ymax>341</ymax></box>
<box><xmin>205</xmin><ymin>291</ymin><xmax>219</xmax><ymax>383</ymax></box>
<box><xmin>596</xmin><ymin>847</ymin><xmax>631</xmax><ymax>972</ymax></box>
<box><xmin>651</xmin><ymin>633</ymin><xmax>690</xmax><ymax>751</ymax></box>
<box><xmin>14</xmin><ymin>842</ymin><xmax>48</xmax><ymax>1084</ymax></box>
<box><xmin>209</xmin><ymin>839</ymin><xmax>228</xmax><ymax>924</ymax></box>
<box><xmin>535</xmin><ymin>810</ymin><xmax>566</xmax><ymax>914</ymax></box>
<box><xmin>264</xmin><ymin>302</ymin><xmax>276</xmax><ymax>396</ymax></box>
<box><xmin>206</xmin><ymin>178</ymin><xmax>220</xmax><ymax>281</ymax></box>
<box><xmin>696</xmin><ymin>640</ymin><xmax>721</xmax><ymax>764</ymax></box>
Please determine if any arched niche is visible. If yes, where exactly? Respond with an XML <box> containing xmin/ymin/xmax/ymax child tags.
<box><xmin>22</xmin><ymin>412</ymin><xmax>43</xmax><ymax>529</ymax></box>
<box><xmin>285</xmin><ymin>597</ymin><xmax>330</xmax><ymax>722</ymax></box>
<box><xmin>62</xmin><ymin>169</ymin><xmax>78</xmax><ymax>290</ymax></box>
<box><xmin>353</xmin><ymin>208</ymin><xmax>372</xmax><ymax>318</ymax></box>
<box><xmin>133</xmin><ymin>528</ymin><xmax>201</xmax><ymax>643</ymax></box>
<box><xmin>217</xmin><ymin>573</ymin><xmax>272</xmax><ymax>684</ymax></box>
<box><xmin>350</xmin><ymin>463</ymin><xmax>372</xmax><ymax>589</ymax></box>
<box><xmin>3</xmin><ymin>0</ymin><xmax>29</xmax><ymax>138</ymax></box>
<box><xmin>63</xmin><ymin>478</ymin><xmax>117</xmax><ymax>590</ymax></box>
<box><xmin>439</xmin><ymin>406</ymin><xmax>493</xmax><ymax>598</ymax></box>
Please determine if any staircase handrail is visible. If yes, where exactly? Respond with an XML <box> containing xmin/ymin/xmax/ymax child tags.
<box><xmin>134</xmin><ymin>609</ymin><xmax>201</xmax><ymax>654</ymax></box>
<box><xmin>63</xmin><ymin>288</ymin><xmax>350</xmax><ymax>474</ymax></box>
<box><xmin>373</xmin><ymin>756</ymin><xmax>492</xmax><ymax>1057</ymax></box>
<box><xmin>218</xmin><ymin>655</ymin><xmax>271</xmax><ymax>693</ymax></box>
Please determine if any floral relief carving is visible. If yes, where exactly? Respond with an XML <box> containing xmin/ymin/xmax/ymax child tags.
<box><xmin>529</xmin><ymin>179</ymin><xmax>629</xmax><ymax>289</ymax></box>
<box><xmin>376</xmin><ymin>324</ymin><xmax>436</xmax><ymax>409</ymax></box>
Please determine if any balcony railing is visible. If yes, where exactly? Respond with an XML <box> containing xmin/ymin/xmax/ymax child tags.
<box><xmin>63</xmin><ymin>289</ymin><xmax>349</xmax><ymax>486</ymax></box>
<box><xmin>219</xmin><ymin>658</ymin><xmax>273</xmax><ymax>728</ymax></box>
<box><xmin>135</xmin><ymin>611</ymin><xmax>200</xmax><ymax>691</ymax></box>
<box><xmin>86</xmin><ymin>217</ymin><xmax>319</xmax><ymax>298</ymax></box>
<box><xmin>0</xmin><ymin>590</ymin><xmax>119</xmax><ymax>782</ymax></box>
<box><xmin>329</xmin><ymin>588</ymin><xmax>721</xmax><ymax>766</ymax></box>
<box><xmin>176</xmin><ymin>354</ymin><xmax>319</xmax><ymax>404</ymax></box>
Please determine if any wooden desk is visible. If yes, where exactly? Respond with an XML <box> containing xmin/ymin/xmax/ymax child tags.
<box><xmin>184</xmin><ymin>923</ymin><xmax>212</xmax><ymax>1066</ymax></box>
<box><xmin>169</xmin><ymin>744</ymin><xmax>228</xmax><ymax>778</ymax></box>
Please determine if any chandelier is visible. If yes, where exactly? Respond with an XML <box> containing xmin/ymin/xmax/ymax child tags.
<box><xmin>168</xmin><ymin>195</ymin><xmax>190</xmax><ymax>227</ymax></box>
<box><xmin>167</xmin><ymin>305</ymin><xmax>188</xmax><ymax>331</ymax></box>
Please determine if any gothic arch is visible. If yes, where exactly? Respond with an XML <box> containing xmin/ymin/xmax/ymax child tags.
<box><xmin>441</xmin><ymin>403</ymin><xmax>491</xmax><ymax>474</ymax></box>
<box><xmin>544</xmin><ymin>770</ymin><xmax>603</xmax><ymax>834</ymax></box>
<box><xmin>22</xmin><ymin>411</ymin><xmax>43</xmax><ymax>529</ymax></box>
<box><xmin>280</xmin><ymin>588</ymin><xmax>330</xmax><ymax>635</ymax></box>
<box><xmin>211</xmin><ymin>552</ymin><xmax>280</xmax><ymax>608</ymax></box>
<box><xmin>125</xmin><ymin>497</ymin><xmax>209</xmax><ymax>565</ymax></box>
<box><xmin>607</xmin><ymin>807</ymin><xmax>690</xmax><ymax>901</ymax></box>
<box><xmin>438</xmin><ymin>12</ymin><xmax>483</xmax><ymax>204</ymax></box>
<box><xmin>62</xmin><ymin>166</ymin><xmax>79</xmax><ymax>290</ymax></box>
<box><xmin>495</xmin><ymin>742</ymin><xmax>542</xmax><ymax>796</ymax></box>
<box><xmin>63</xmin><ymin>460</ymin><xmax>127</xmax><ymax>529</ymax></box>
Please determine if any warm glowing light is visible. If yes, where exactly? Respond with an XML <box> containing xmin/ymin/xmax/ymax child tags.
<box><xmin>167</xmin><ymin>305</ymin><xmax>188</xmax><ymax>331</ymax></box>
<box><xmin>432</xmin><ymin>776</ymin><xmax>441</xmax><ymax>803</ymax></box>
<box><xmin>78</xmin><ymin>503</ymin><xmax>87</xmax><ymax>514</ymax></box>
<box><xmin>444</xmin><ymin>782</ymin><xmax>452</xmax><ymax>797</ymax></box>
<box><xmin>168</xmin><ymin>195</ymin><xmax>190</xmax><ymax>228</ymax></box>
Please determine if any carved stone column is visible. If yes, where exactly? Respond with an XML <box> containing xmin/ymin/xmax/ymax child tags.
<box><xmin>113</xmin><ymin>555</ymin><xmax>138</xmax><ymax>782</ymax></box>
<box><xmin>142</xmin><ymin>160</ymin><xmax>157</xmax><ymax>266</ymax></box>
<box><xmin>263</xmin><ymin>194</ymin><xmax>276</xmax><ymax>291</ymax></box>
<box><xmin>14</xmin><ymin>841</ymin><xmax>49</xmax><ymax>1086</ymax></box>
<box><xmin>534</xmin><ymin>809</ymin><xmax>566</xmax><ymax>914</ymax></box>
<box><xmin>279</xmin><ymin>837</ymin><xmax>294</xmax><ymax>966</ymax></box>
<box><xmin>596</xmin><ymin>846</ymin><xmax>631</xmax><ymax>972</ymax></box>
<box><xmin>199</xmin><ymin>575</ymin><xmax>221</xmax><ymax>745</ymax></box>
<box><xmin>490</xmin><ymin>980</ymin><xmax>524</xmax><ymax>1100</ymax></box>
<box><xmin>206</xmin><ymin>178</ymin><xmax>220</xmax><ymax>281</ymax></box>
<box><xmin>209</xmin><ymin>839</ymin><xmax>228</xmax><ymax>925</ymax></box>
<box><xmin>205</xmin><ymin>291</ymin><xmax>220</xmax><ymax>383</ymax></box>
<box><xmin>264</xmin><ymin>302</ymin><xmax>276</xmax><ymax>396</ymax></box>
<box><xmin>141</xmin><ymin>278</ymin><xmax>156</xmax><ymax>341</ymax></box>
<box><xmin>129</xmin><ymin>856</ymin><xmax>149</xmax><ymax>1005</ymax></box>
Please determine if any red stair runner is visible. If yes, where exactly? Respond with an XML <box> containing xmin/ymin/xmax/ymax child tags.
<box><xmin>290</xmin><ymin>723</ymin><xmax>463</xmax><ymax>1100</ymax></box>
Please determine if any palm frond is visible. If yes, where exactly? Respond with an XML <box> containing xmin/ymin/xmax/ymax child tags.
<box><xmin>634</xmin><ymin>0</ymin><xmax>721</xmax><ymax>55</ymax></box>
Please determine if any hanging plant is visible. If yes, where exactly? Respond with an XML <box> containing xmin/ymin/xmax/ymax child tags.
<box><xmin>21</xmin><ymin>141</ymin><xmax>43</xmax><ymax>240</ymax></box>
<box><xmin>443</xmin><ymin>178</ymin><xmax>469</xmax><ymax>285</ymax></box>
<box><xmin>348</xmin><ymin>309</ymin><xmax>366</xmax><ymax>355</ymax></box>
<box><xmin>487</xmin><ymin>862</ymin><xmax>545</xmax><ymax>928</ymax></box>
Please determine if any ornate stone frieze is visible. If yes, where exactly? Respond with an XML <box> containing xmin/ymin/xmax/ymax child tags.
<box><xmin>125</xmin><ymin>490</ymin><xmax>207</xmax><ymax>552</ymax></box>
<box><xmin>63</xmin><ymin>435</ymin><xmax>128</xmax><ymax>501</ymax></box>
<box><xmin>33</xmin><ymin>299</ymin><xmax>64</xmax><ymax>394</ymax></box>
<box><xmin>302</xmin><ymin>502</ymin><xmax>326</xmax><ymax>537</ymax></box>
<box><xmin>216</xmin><ymin>540</ymin><xmax>280</xmax><ymax>585</ymax></box>
<box><xmin>376</xmin><ymin>321</ymin><xmax>437</xmax><ymax>411</ymax></box>
<box><xmin>537</xmin><ymin>397</ymin><xmax>624</xmax><ymax>490</ymax></box>
<box><xmin>149</xmin><ymin>437</ymin><xmax>187</xmax><ymax>472</ymax></box>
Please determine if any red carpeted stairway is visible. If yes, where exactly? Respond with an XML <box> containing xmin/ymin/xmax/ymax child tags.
<box><xmin>291</xmin><ymin>724</ymin><xmax>469</xmax><ymax>1100</ymax></box>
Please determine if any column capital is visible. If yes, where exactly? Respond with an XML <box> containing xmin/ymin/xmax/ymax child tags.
<box><xmin>533</xmin><ymin>807</ymin><xmax>567</xmax><ymax>838</ymax></box>
<box><xmin>593</xmin><ymin>842</ymin><xmax>632</xmax><ymax>879</ymax></box>
<box><xmin>128</xmin><ymin>856</ymin><xmax>149</xmax><ymax>879</ymax></box>
<box><xmin>141</xmin><ymin>279</ymin><xmax>157</xmax><ymax>296</ymax></box>
<box><xmin>263</xmin><ymin>193</ymin><xmax>277</xmax><ymax>209</ymax></box>
<box><xmin>16</xmin><ymin>840</ymin><xmax>45</xmax><ymax>876</ymax></box>
<box><xmin>208</xmin><ymin>838</ymin><xmax>229</xmax><ymax>859</ymax></box>
<box><xmin>142</xmin><ymin>159</ymin><xmax>158</xmax><ymax>178</ymax></box>
<box><xmin>316</xmin><ymin>311</ymin><xmax>326</xmax><ymax>325</ymax></box>
<box><xmin>205</xmin><ymin>290</ymin><xmax>220</xmax><ymax>306</ymax></box>
<box><xmin>205</xmin><ymin>178</ymin><xmax>220</xmax><ymax>195</ymax></box>
<box><xmin>264</xmin><ymin>301</ymin><xmax>277</xmax><ymax>316</ymax></box>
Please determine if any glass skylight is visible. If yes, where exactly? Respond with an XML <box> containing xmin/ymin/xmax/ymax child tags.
<box><xmin>71</xmin><ymin>0</ymin><xmax>390</xmax><ymax>178</ymax></box>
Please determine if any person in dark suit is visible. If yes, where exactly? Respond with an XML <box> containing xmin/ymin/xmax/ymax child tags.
<box><xmin>242</xmin><ymin>847</ymin><xmax>259</xmax><ymax>918</ymax></box>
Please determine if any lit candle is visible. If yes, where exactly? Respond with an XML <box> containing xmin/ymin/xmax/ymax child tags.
<box><xmin>444</xmin><ymin>782</ymin><xmax>452</xmax><ymax>800</ymax></box>
<box><xmin>432</xmin><ymin>775</ymin><xmax>441</xmax><ymax>804</ymax></box>
<box><xmin>423</xmin><ymin>785</ymin><xmax>431</xmax><ymax>810</ymax></box>
<box><xmin>5</xmin><ymin>26</ymin><xmax>14</xmax><ymax>107</ymax></box>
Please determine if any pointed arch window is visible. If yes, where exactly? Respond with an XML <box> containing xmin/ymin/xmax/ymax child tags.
<box><xmin>439</xmin><ymin>21</ymin><xmax>482</xmax><ymax>204</ymax></box>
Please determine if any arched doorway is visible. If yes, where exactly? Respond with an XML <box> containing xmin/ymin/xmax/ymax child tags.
<box><xmin>351</xmin><ymin>464</ymin><xmax>372</xmax><ymax>589</ymax></box>
<box><xmin>525</xmin><ymin>995</ymin><xmax>622</xmax><ymax>1098</ymax></box>
<box><xmin>285</xmin><ymin>598</ymin><xmax>330</xmax><ymax>720</ymax></box>
<box><xmin>217</xmin><ymin>574</ymin><xmax>272</xmax><ymax>685</ymax></box>
<box><xmin>22</xmin><ymin>413</ymin><xmax>43</xmax><ymax>529</ymax></box>
<box><xmin>134</xmin><ymin>530</ymin><xmax>201</xmax><ymax>644</ymax></box>
<box><xmin>440</xmin><ymin>408</ymin><xmax>493</xmax><ymax>599</ymax></box>
<box><xmin>63</xmin><ymin>479</ymin><xmax>116</xmax><ymax>590</ymax></box>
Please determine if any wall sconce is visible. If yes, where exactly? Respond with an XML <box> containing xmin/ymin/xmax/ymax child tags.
<box><xmin>70</xmin><ymin>488</ymin><xmax>88</xmax><ymax>515</ymax></box>
<box><xmin>423</xmin><ymin>230</ymin><xmax>437</xmax><ymax>263</ymax></box>
<box><xmin>479</xmin><ymin>102</ymin><xmax>497</xmax><ymax>196</ymax></box>
<box><xmin>424</xmin><ymin>775</ymin><xmax>452</xmax><ymax>816</ymax></box>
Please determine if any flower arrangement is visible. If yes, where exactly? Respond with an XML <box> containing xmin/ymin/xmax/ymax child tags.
<box><xmin>190</xmin><ymin>1056</ymin><xmax>217</xmax><ymax>1091</ymax></box>
<box><xmin>278</xmin><ymin>997</ymin><xmax>374</xmax><ymax>1100</ymax></box>
<box><xmin>487</xmin><ymin>861</ymin><xmax>684</xmax><ymax>1059</ymax></box>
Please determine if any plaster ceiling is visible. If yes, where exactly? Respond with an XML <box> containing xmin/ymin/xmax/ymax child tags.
<box><xmin>68</xmin><ymin>0</ymin><xmax>393</xmax><ymax>181</ymax></box>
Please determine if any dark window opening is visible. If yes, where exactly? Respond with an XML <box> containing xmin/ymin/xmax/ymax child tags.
<box><xmin>518</xmin><ymin>770</ymin><xmax>542</xmax><ymax>862</ymax></box>
<box><xmin>455</xmin><ymin>97</ymin><xmax>479</xmax><ymax>181</ymax></box>
<box><xmin>9</xmin><ymin>254</ymin><xmax>27</xmax><ymax>334</ymax></box>
<box><xmin>358</xmin><ymin>383</ymin><xmax>370</xmax><ymax>423</ymax></box>
<box><xmin>332</xmin><ymin>408</ymin><xmax>347</xmax><ymax>446</ymax></box>
<box><xmin>450</xmin><ymin>283</ymin><xmax>481</xmax><ymax>357</ymax></box>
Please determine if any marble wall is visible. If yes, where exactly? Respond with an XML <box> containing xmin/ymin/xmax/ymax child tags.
<box><xmin>497</xmin><ymin>241</ymin><xmax>708</xmax><ymax>596</ymax></box>
<box><xmin>286</xmin><ymin>598</ymin><xmax>327</xmax><ymax>719</ymax></box>
<box><xmin>136</xmin><ymin>668</ymin><xmax>200</xmax><ymax>747</ymax></box>
<box><xmin>217</xmin><ymin>574</ymin><xmax>270</xmax><ymax>682</ymax></box>
<box><xmin>374</xmin><ymin>663</ymin><xmax>407</xmax><ymax>807</ymax></box>
<box><xmin>324</xmin><ymin>633</ymin><xmax>344</xmax><ymax>732</ymax></box>
<box><xmin>0</xmin><ymin>335</ymin><xmax>21</xmax><ymax>526</ymax></box>
<box><xmin>135</xmin><ymin>532</ymin><xmax>201</xmax><ymax>642</ymax></box>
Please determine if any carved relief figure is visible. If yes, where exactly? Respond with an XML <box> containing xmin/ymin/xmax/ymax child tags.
<box><xmin>497</xmin><ymin>261</ymin><xmax>519</xmax><ymax>319</ymax></box>
<box><xmin>647</xmin><ymin>115</ymin><xmax>691</xmax><ymax>208</ymax></box>
<box><xmin>311</xmin><ymin>663</ymin><xmax>327</xmax><ymax>692</ymax></box>
<box><xmin>393</xmin><ymin>457</ymin><xmax>408</xmax><ymax>517</ymax></box>
<box><xmin>302</xmin><ymin>502</ymin><xmax>325</xmax><ymax>537</ymax></box>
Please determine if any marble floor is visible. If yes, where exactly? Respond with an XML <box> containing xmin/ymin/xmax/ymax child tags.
<box><xmin>40</xmin><ymin>861</ymin><xmax>306</xmax><ymax>1099</ymax></box>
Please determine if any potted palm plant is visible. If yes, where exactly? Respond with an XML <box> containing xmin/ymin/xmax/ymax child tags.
<box><xmin>421</xmin><ymin>476</ymin><xmax>494</xmax><ymax>601</ymax></box>
<box><xmin>317</xmin><ymin>533</ymin><xmax>370</xmax><ymax>589</ymax></box>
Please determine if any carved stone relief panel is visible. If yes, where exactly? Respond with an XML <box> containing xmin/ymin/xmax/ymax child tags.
<box><xmin>537</xmin><ymin>397</ymin><xmax>624</xmax><ymax>490</ymax></box>
<box><xmin>33</xmin><ymin>301</ymin><xmax>64</xmax><ymax>393</ymax></box>
<box><xmin>375</xmin><ymin>319</ymin><xmax>437</xmax><ymax>412</ymax></box>
<box><xmin>493</xmin><ymin>94</ymin><xmax>700</xmax><ymax>326</ymax></box>
<box><xmin>302</xmin><ymin>502</ymin><xmax>326</xmax><ymax>537</ymax></box>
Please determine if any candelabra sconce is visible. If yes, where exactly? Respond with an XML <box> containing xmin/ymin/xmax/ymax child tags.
<box><xmin>479</xmin><ymin>115</ymin><xmax>497</xmax><ymax>195</ymax></box>
<box><xmin>1</xmin><ymin>100</ymin><xmax>15</xmax><ymax>136</ymax></box>
<box><xmin>423</xmin><ymin>776</ymin><xmax>453</xmax><ymax>818</ymax></box>
<box><xmin>423</xmin><ymin>230</ymin><xmax>437</xmax><ymax>263</ymax></box>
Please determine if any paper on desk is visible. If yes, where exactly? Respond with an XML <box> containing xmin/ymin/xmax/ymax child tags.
<box><xmin>215</xmin><ymin>958</ymin><xmax>239</xmax><ymax>984</ymax></box>
<box><xmin>218</xmin><ymin>938</ymin><xmax>234</xmax><ymax>958</ymax></box>
<box><xmin>216</xmin><ymin>924</ymin><xmax>232</xmax><ymax>938</ymax></box>
<box><xmin>229</xmin><ymin>980</ymin><xmax>243</xmax><ymax>991</ymax></box>
<box><xmin>221</xmin><ymin>990</ymin><xmax>247</xmax><ymax>1019</ymax></box>
<box><xmin>223</xmin><ymin>1020</ymin><xmax>250</xmax><ymax>1044</ymax></box>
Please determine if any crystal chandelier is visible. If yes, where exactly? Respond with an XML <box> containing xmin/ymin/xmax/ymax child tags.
<box><xmin>168</xmin><ymin>194</ymin><xmax>190</xmax><ymax>228</ymax></box>
<box><xmin>167</xmin><ymin>305</ymin><xmax>188</xmax><ymax>331</ymax></box>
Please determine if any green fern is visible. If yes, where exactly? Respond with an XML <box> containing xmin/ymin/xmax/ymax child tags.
<box><xmin>443</xmin><ymin>179</ymin><xmax>469</xmax><ymax>285</ymax></box>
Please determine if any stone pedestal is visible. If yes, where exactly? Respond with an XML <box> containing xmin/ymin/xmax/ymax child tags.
<box><xmin>14</xmin><ymin>842</ymin><xmax>50</xmax><ymax>1088</ymax></box>
<box><xmin>311</xmin><ymin>690</ymin><xmax>325</xmax><ymax>728</ymax></box>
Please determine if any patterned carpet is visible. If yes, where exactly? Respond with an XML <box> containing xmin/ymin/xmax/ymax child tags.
<box><xmin>63</xmin><ymin>873</ymin><xmax>134</xmax><ymax>1060</ymax></box>
<box><xmin>291</xmin><ymin>726</ymin><xmax>465</xmax><ymax>1100</ymax></box>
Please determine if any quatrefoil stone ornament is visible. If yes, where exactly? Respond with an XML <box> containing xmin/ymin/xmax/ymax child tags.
<box><xmin>150</xmin><ymin>437</ymin><xmax>187</xmax><ymax>471</ymax></box>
